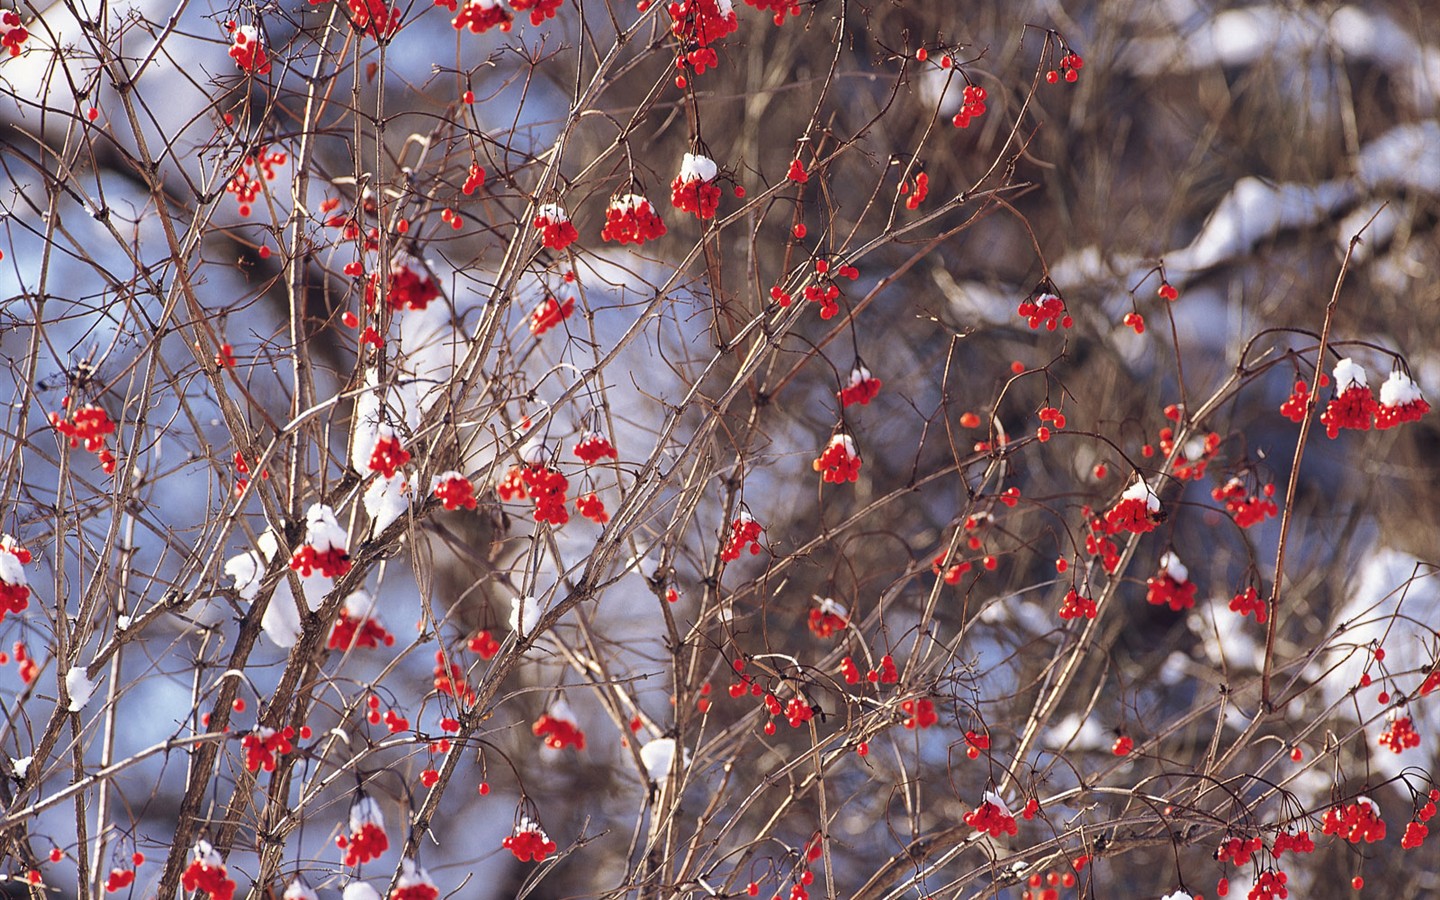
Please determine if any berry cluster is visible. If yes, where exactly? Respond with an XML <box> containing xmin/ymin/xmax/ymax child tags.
<box><xmin>431</xmin><ymin>471</ymin><xmax>478</xmax><ymax>510</ymax></box>
<box><xmin>104</xmin><ymin>866</ymin><xmax>137</xmax><ymax>893</ymax></box>
<box><xmin>600</xmin><ymin>194</ymin><xmax>667</xmax><ymax>245</ymax></box>
<box><xmin>965</xmin><ymin>794</ymin><xmax>1018</xmax><ymax>837</ymax></box>
<box><xmin>964</xmin><ymin>730</ymin><xmax>990</xmax><ymax>759</ymax></box>
<box><xmin>1</xmin><ymin>8</ymin><xmax>29</xmax><ymax>56</ymax></box>
<box><xmin>897</xmin><ymin>171</ymin><xmax>929</xmax><ymax>209</ymax></box>
<box><xmin>720</xmin><ymin>513</ymin><xmax>764</xmax><ymax>561</ymax></box>
<box><xmin>812</xmin><ymin>433</ymin><xmax>861</xmax><ymax>483</ymax></box>
<box><xmin>331</xmin><ymin>0</ymin><xmax>402</xmax><ymax>39</ymax></box>
<box><xmin>671</xmin><ymin>152</ymin><xmax>722</xmax><ymax>219</ymax></box>
<box><xmin>1084</xmin><ymin>515</ymin><xmax>1121</xmax><ymax>574</ymax></box>
<box><xmin>509</xmin><ymin>0</ymin><xmax>563</xmax><ymax>26</ymax></box>
<box><xmin>1017</xmin><ymin>291</ymin><xmax>1072</xmax><ymax>330</ymax></box>
<box><xmin>1319</xmin><ymin>358</ymin><xmax>1378</xmax><ymax>438</ymax></box>
<box><xmin>181</xmin><ymin>841</ymin><xmax>236</xmax><ymax>900</ymax></box>
<box><xmin>1145</xmin><ymin>553</ymin><xmax>1197</xmax><ymax>612</ymax></box>
<box><xmin>1279</xmin><ymin>379</ymin><xmax>1312</xmax><ymax>422</ymax></box>
<box><xmin>289</xmin><ymin>504</ymin><xmax>351</xmax><ymax>578</ymax></box>
<box><xmin>329</xmin><ymin>594</ymin><xmax>395</xmax><ymax>650</ymax></box>
<box><xmin>783</xmin><ymin>696</ymin><xmax>814</xmax><ymax>727</ymax></box>
<box><xmin>533</xmin><ymin>204</ymin><xmax>579</xmax><ymax>251</ymax></box>
<box><xmin>1045</xmin><ymin>51</ymin><xmax>1083</xmax><ymax>84</ymax></box>
<box><xmin>0</xmin><ymin>535</ymin><xmax>32</xmax><ymax>620</ymax></box>
<box><xmin>575</xmin><ymin>491</ymin><xmax>609</xmax><ymax>524</ymax></box>
<box><xmin>448</xmin><ymin>0</ymin><xmax>512</xmax><ymax>34</ymax></box>
<box><xmin>533</xmin><ymin>708</ymin><xmax>587</xmax><ymax>750</ymax></box>
<box><xmin>1228</xmin><ymin>586</ymin><xmax>1267</xmax><ymax>623</ymax></box>
<box><xmin>901</xmin><ymin>697</ymin><xmax>938</xmax><ymax>729</ymax></box>
<box><xmin>953</xmin><ymin>84</ymin><xmax>987</xmax><ymax>128</ymax></box>
<box><xmin>367</xmin><ymin>425</ymin><xmax>411</xmax><ymax>478</ymax></box>
<box><xmin>1102</xmin><ymin>477</ymin><xmax>1162</xmax><ymax>535</ymax></box>
<box><xmin>806</xmin><ymin>597</ymin><xmax>848</xmax><ymax>638</ymax></box>
<box><xmin>468</xmin><ymin>629</ymin><xmax>501</xmax><ymax>658</ymax></box>
<box><xmin>1248</xmin><ymin>869</ymin><xmax>1288</xmax><ymax>900</ymax></box>
<box><xmin>1377</xmin><ymin>712</ymin><xmax>1420</xmax><ymax>754</ymax></box>
<box><xmin>1212</xmin><ymin>478</ymin><xmax>1278</xmax><ymax>528</ymax></box>
<box><xmin>666</xmin><ymin>0</ymin><xmax>737</xmax><ymax>47</ymax></box>
<box><xmin>50</xmin><ymin>401</ymin><xmax>118</xmax><ymax>473</ymax></box>
<box><xmin>933</xmin><ymin>553</ymin><xmax>972</xmax><ymax>584</ymax></box>
<box><xmin>838</xmin><ymin>366</ymin><xmax>882</xmax><ymax>407</ymax></box>
<box><xmin>1376</xmin><ymin>370</ymin><xmax>1431</xmax><ymax>428</ymax></box>
<box><xmin>1163</xmin><ymin>428</ymin><xmax>1221</xmax><ymax>481</ymax></box>
<box><xmin>529</xmin><ymin>295</ymin><xmax>575</xmax><ymax>336</ymax></box>
<box><xmin>503</xmin><ymin>817</ymin><xmax>558</xmax><ymax>862</ymax></box>
<box><xmin>1321</xmin><ymin>797</ymin><xmax>1387</xmax><ymax>844</ymax></box>
<box><xmin>573</xmin><ymin>431</ymin><xmax>619</xmax><ymax>464</ymax></box>
<box><xmin>225</xmin><ymin>145</ymin><xmax>287</xmax><ymax>217</ymax></box>
<box><xmin>338</xmin><ymin>796</ymin><xmax>390</xmax><ymax>866</ymax></box>
<box><xmin>743</xmin><ymin>0</ymin><xmax>800</xmax><ymax>26</ymax></box>
<box><xmin>433</xmin><ymin>651</ymin><xmax>476</xmax><ymax>705</ymax></box>
<box><xmin>226</xmin><ymin>23</ymin><xmax>271</xmax><ymax>74</ymax></box>
<box><xmin>377</xmin><ymin>259</ymin><xmax>441</xmax><ymax>312</ymax></box>
<box><xmin>461</xmin><ymin>163</ymin><xmax>486</xmax><ymax>195</ymax></box>
<box><xmin>241</xmin><ymin>726</ymin><xmax>296</xmax><ymax>773</ymax></box>
<box><xmin>1058</xmin><ymin>587</ymin><xmax>1096</xmax><ymax>620</ymax></box>
<box><xmin>1271</xmin><ymin>827</ymin><xmax>1315</xmax><ymax>856</ymax></box>
<box><xmin>1215</xmin><ymin>834</ymin><xmax>1263</xmax><ymax>865</ymax></box>
<box><xmin>498</xmin><ymin>463</ymin><xmax>570</xmax><ymax>525</ymax></box>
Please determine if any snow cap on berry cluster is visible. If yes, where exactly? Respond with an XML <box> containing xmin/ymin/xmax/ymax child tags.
<box><xmin>516</xmin><ymin>815</ymin><xmax>550</xmax><ymax>841</ymax></box>
<box><xmin>846</xmin><ymin>365</ymin><xmax>873</xmax><ymax>388</ymax></box>
<box><xmin>1332</xmin><ymin>357</ymin><xmax>1368</xmax><ymax>392</ymax></box>
<box><xmin>678</xmin><ymin>152</ymin><xmax>718</xmax><ymax>184</ymax></box>
<box><xmin>395</xmin><ymin>858</ymin><xmax>435</xmax><ymax>891</ymax></box>
<box><xmin>343</xmin><ymin>589</ymin><xmax>377</xmax><ymax>620</ymax></box>
<box><xmin>304</xmin><ymin>503</ymin><xmax>348</xmax><ymax>553</ymax></box>
<box><xmin>342</xmin><ymin>884</ymin><xmax>382</xmax><ymax>900</ymax></box>
<box><xmin>639</xmin><ymin>735</ymin><xmax>690</xmax><ymax>782</ymax></box>
<box><xmin>192</xmin><ymin>839</ymin><xmax>223</xmax><ymax>867</ymax></box>
<box><xmin>534</xmin><ymin>203</ymin><xmax>569</xmax><ymax>223</ymax></box>
<box><xmin>611</xmin><ymin>193</ymin><xmax>651</xmax><ymax>213</ymax></box>
<box><xmin>829</xmin><ymin>432</ymin><xmax>858</xmax><ymax>457</ymax></box>
<box><xmin>1121</xmin><ymin>476</ymin><xmax>1161</xmax><ymax>513</ymax></box>
<box><xmin>1379</xmin><ymin>370</ymin><xmax>1423</xmax><ymax>406</ymax></box>
<box><xmin>0</xmin><ymin>543</ymin><xmax>26</xmax><ymax>589</ymax></box>
<box><xmin>980</xmin><ymin>790</ymin><xmax>1012</xmax><ymax>819</ymax></box>
<box><xmin>816</xmin><ymin>596</ymin><xmax>847</xmax><ymax>618</ymax></box>
<box><xmin>350</xmin><ymin>795</ymin><xmax>385</xmax><ymax>833</ymax></box>
<box><xmin>1160</xmin><ymin>892</ymin><xmax>1193</xmax><ymax>900</ymax></box>
<box><xmin>1157</xmin><ymin>551</ymin><xmax>1188</xmax><ymax>583</ymax></box>
<box><xmin>364</xmin><ymin>470</ymin><xmax>411</xmax><ymax>535</ymax></box>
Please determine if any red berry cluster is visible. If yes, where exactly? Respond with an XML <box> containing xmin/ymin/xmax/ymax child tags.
<box><xmin>901</xmin><ymin>697</ymin><xmax>938</xmax><ymax>729</ymax></box>
<box><xmin>1279</xmin><ymin>380</ymin><xmax>1311</xmax><ymax>422</ymax></box>
<box><xmin>783</xmin><ymin>696</ymin><xmax>814</xmax><ymax>727</ymax></box>
<box><xmin>1111</xmin><ymin>735</ymin><xmax>1133</xmax><ymax>756</ymax></box>
<box><xmin>509</xmin><ymin>0</ymin><xmax>563</xmax><ymax>26</ymax></box>
<box><xmin>1</xmin><ymin>9</ymin><xmax>30</xmax><ymax>56</ymax></box>
<box><xmin>104</xmin><ymin>866</ymin><xmax>137</xmax><ymax>893</ymax></box>
<box><xmin>503</xmin><ymin>818</ymin><xmax>557</xmax><ymax>862</ymax></box>
<box><xmin>225</xmin><ymin>145</ymin><xmax>287</xmax><ymax>217</ymax></box>
<box><xmin>533</xmin><ymin>205</ymin><xmax>579</xmax><ymax>251</ymax></box>
<box><xmin>812</xmin><ymin>433</ymin><xmax>861</xmax><ymax>484</ymax></box>
<box><xmin>573</xmin><ymin>431</ymin><xmax>619</xmax><ymax>464</ymax></box>
<box><xmin>1212</xmin><ymin>478</ymin><xmax>1278</xmax><ymax>528</ymax></box>
<box><xmin>575</xmin><ymin>492</ymin><xmax>608</xmax><ymax>524</ymax></box>
<box><xmin>51</xmin><ymin>401</ymin><xmax>118</xmax><ymax>473</ymax></box>
<box><xmin>1215</xmin><ymin>834</ymin><xmax>1263</xmax><ymax>865</ymax></box>
<box><xmin>447</xmin><ymin>0</ymin><xmax>512</xmax><ymax>34</ymax></box>
<box><xmin>433</xmin><ymin>651</ymin><xmax>476</xmax><ymax>705</ymax></box>
<box><xmin>1248</xmin><ymin>869</ymin><xmax>1288</xmax><ymax>900</ymax></box>
<box><xmin>964</xmin><ymin>730</ymin><xmax>990</xmax><ymax>759</ymax></box>
<box><xmin>952</xmin><ymin>84</ymin><xmax>987</xmax><ymax>128</ymax></box>
<box><xmin>338</xmin><ymin>798</ymin><xmax>390</xmax><ymax>865</ymax></box>
<box><xmin>1158</xmin><ymin>281</ymin><xmax>1180</xmax><ymax>301</ymax></box>
<box><xmin>0</xmin><ymin>536</ymin><xmax>33</xmax><ymax>620</ymax></box>
<box><xmin>671</xmin><ymin>173</ymin><xmax>722</xmax><ymax>218</ymax></box>
<box><xmin>367</xmin><ymin>427</ymin><xmax>411</xmax><ymax>478</ymax></box>
<box><xmin>1084</xmin><ymin>516</ymin><xmax>1121</xmax><ymax>574</ymax></box>
<box><xmin>1225</xmin><ymin>586</ymin><xmax>1266</xmax><ymax>623</ymax></box>
<box><xmin>1402</xmin><ymin>820</ymin><xmax>1429</xmax><ymax>849</ymax></box>
<box><xmin>1102</xmin><ymin>480</ymin><xmax>1162</xmax><ymax>535</ymax></box>
<box><xmin>328</xmin><ymin>0</ymin><xmax>401</xmax><ymax>38</ymax></box>
<box><xmin>226</xmin><ymin>23</ymin><xmax>271</xmax><ymax>74</ymax></box>
<box><xmin>964</xmin><ymin>798</ymin><xmax>1018</xmax><ymax>837</ymax></box>
<box><xmin>1017</xmin><ymin>291</ymin><xmax>1072</xmax><ymax>330</ymax></box>
<box><xmin>1045</xmin><ymin>51</ymin><xmax>1083</xmax><ymax>84</ymax></box>
<box><xmin>467</xmin><ymin>629</ymin><xmax>501</xmax><ymax>659</ymax></box>
<box><xmin>1271</xmin><ymin>828</ymin><xmax>1315</xmax><ymax>856</ymax></box>
<box><xmin>241</xmin><ymin>726</ymin><xmax>296</xmax><ymax>773</ymax></box>
<box><xmin>498</xmin><ymin>463</ymin><xmax>569</xmax><ymax>525</ymax></box>
<box><xmin>786</xmin><ymin>158</ymin><xmax>809</xmax><ymax>183</ymax></box>
<box><xmin>838</xmin><ymin>366</ymin><xmax>882</xmax><ymax>407</ymax></box>
<box><xmin>181</xmin><ymin>842</ymin><xmax>236</xmax><ymax>900</ymax></box>
<box><xmin>329</xmin><ymin>609</ymin><xmax>395</xmax><ymax>650</ymax></box>
<box><xmin>806</xmin><ymin>598</ymin><xmax>847</xmax><ymax>638</ymax></box>
<box><xmin>933</xmin><ymin>553</ymin><xmax>972</xmax><ymax>584</ymax></box>
<box><xmin>1146</xmin><ymin>574</ymin><xmax>1197</xmax><ymax>613</ymax></box>
<box><xmin>374</xmin><ymin>261</ymin><xmax>441</xmax><ymax>312</ymax></box>
<box><xmin>600</xmin><ymin>194</ymin><xmax>667</xmax><ymax>245</ymax></box>
<box><xmin>720</xmin><ymin>514</ymin><xmax>764</xmax><ymax>561</ymax></box>
<box><xmin>1378</xmin><ymin>713</ymin><xmax>1420</xmax><ymax>754</ymax></box>
<box><xmin>1376</xmin><ymin>370</ymin><xmax>1430</xmax><ymax>428</ymax></box>
<box><xmin>666</xmin><ymin>0</ymin><xmax>737</xmax><ymax>47</ymax></box>
<box><xmin>1322</xmin><ymin>798</ymin><xmax>1387</xmax><ymax>843</ymax></box>
<box><xmin>1058</xmin><ymin>588</ymin><xmax>1096</xmax><ymax>620</ymax></box>
<box><xmin>1319</xmin><ymin>360</ymin><xmax>1377</xmax><ymax>438</ymax></box>
<box><xmin>529</xmin><ymin>295</ymin><xmax>575</xmax><ymax>336</ymax></box>
<box><xmin>431</xmin><ymin>471</ymin><xmax>478</xmax><ymax>510</ymax></box>
<box><xmin>461</xmin><ymin>163</ymin><xmax>485</xmax><ymax>194</ymax></box>
<box><xmin>533</xmin><ymin>713</ymin><xmax>587</xmax><ymax>750</ymax></box>
<box><xmin>744</xmin><ymin>0</ymin><xmax>800</xmax><ymax>26</ymax></box>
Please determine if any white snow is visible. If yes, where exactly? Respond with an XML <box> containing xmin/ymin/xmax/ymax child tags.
<box><xmin>65</xmin><ymin>666</ymin><xmax>99</xmax><ymax>712</ymax></box>
<box><xmin>534</xmin><ymin>203</ymin><xmax>569</xmax><ymax>223</ymax></box>
<box><xmin>0</xmin><ymin>550</ymin><xmax>24</xmax><ymax>587</ymax></box>
<box><xmin>639</xmin><ymin>736</ymin><xmax>688</xmax><ymax>783</ymax></box>
<box><xmin>1158</xmin><ymin>551</ymin><xmax>1189</xmax><ymax>584</ymax></box>
<box><xmin>1379</xmin><ymin>370</ymin><xmax>1424</xmax><ymax>406</ymax></box>
<box><xmin>349</xmin><ymin>795</ymin><xmax>385</xmax><ymax>832</ymax></box>
<box><xmin>980</xmin><ymin>790</ymin><xmax>1012</xmax><ymax>818</ymax></box>
<box><xmin>509</xmin><ymin>594</ymin><xmax>542</xmax><ymax>637</ymax></box>
<box><xmin>678</xmin><ymin>152</ymin><xmax>718</xmax><ymax>184</ymax></box>
<box><xmin>1332</xmin><ymin>357</ymin><xmax>1368</xmax><ymax>391</ymax></box>
<box><xmin>364</xmin><ymin>470</ymin><xmax>411</xmax><ymax>535</ymax></box>
<box><xmin>341</xmin><ymin>883</ymin><xmax>381</xmax><ymax>900</ymax></box>
<box><xmin>282</xmin><ymin>879</ymin><xmax>319</xmax><ymax>900</ymax></box>
<box><xmin>1121</xmin><ymin>476</ymin><xmax>1161</xmax><ymax>513</ymax></box>
<box><xmin>303</xmin><ymin>503</ymin><xmax>348</xmax><ymax>554</ymax></box>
